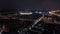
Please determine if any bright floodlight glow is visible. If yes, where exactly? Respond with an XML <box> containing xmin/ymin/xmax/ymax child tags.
<box><xmin>20</xmin><ymin>12</ymin><xmax>32</xmax><ymax>15</ymax></box>
<box><xmin>52</xmin><ymin>11</ymin><xmax>56</xmax><ymax>12</ymax></box>
<box><xmin>39</xmin><ymin>12</ymin><xmax>42</xmax><ymax>14</ymax></box>
<box><xmin>49</xmin><ymin>11</ymin><xmax>56</xmax><ymax>14</ymax></box>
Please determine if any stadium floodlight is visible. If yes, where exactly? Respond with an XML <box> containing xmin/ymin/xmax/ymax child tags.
<box><xmin>20</xmin><ymin>12</ymin><xmax>32</xmax><ymax>15</ymax></box>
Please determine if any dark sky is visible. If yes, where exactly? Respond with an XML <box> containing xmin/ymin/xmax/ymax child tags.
<box><xmin>0</xmin><ymin>0</ymin><xmax>60</xmax><ymax>10</ymax></box>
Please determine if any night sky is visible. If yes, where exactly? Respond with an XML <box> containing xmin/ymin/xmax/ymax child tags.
<box><xmin>0</xmin><ymin>0</ymin><xmax>60</xmax><ymax>10</ymax></box>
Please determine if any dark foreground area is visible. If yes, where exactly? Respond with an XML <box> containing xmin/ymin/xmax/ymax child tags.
<box><xmin>0</xmin><ymin>19</ymin><xmax>60</xmax><ymax>34</ymax></box>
